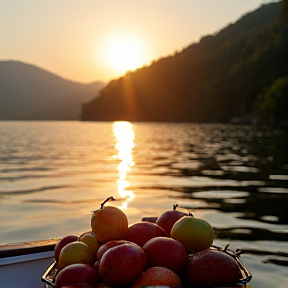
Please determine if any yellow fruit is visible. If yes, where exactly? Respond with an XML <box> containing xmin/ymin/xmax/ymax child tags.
<box><xmin>91</xmin><ymin>205</ymin><xmax>128</xmax><ymax>244</ymax></box>
<box><xmin>171</xmin><ymin>215</ymin><xmax>214</xmax><ymax>253</ymax></box>
<box><xmin>78</xmin><ymin>231</ymin><xmax>100</xmax><ymax>256</ymax></box>
<box><xmin>58</xmin><ymin>241</ymin><xmax>95</xmax><ymax>270</ymax></box>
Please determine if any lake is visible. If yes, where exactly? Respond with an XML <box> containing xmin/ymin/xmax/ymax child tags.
<box><xmin>0</xmin><ymin>121</ymin><xmax>287</xmax><ymax>287</ymax></box>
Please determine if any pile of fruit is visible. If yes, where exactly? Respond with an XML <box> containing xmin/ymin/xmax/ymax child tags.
<box><xmin>47</xmin><ymin>196</ymin><xmax>249</xmax><ymax>288</ymax></box>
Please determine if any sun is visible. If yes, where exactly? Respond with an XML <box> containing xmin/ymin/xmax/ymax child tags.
<box><xmin>103</xmin><ymin>32</ymin><xmax>148</xmax><ymax>75</ymax></box>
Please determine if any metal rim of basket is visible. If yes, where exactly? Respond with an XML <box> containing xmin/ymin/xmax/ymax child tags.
<box><xmin>42</xmin><ymin>261</ymin><xmax>56</xmax><ymax>287</ymax></box>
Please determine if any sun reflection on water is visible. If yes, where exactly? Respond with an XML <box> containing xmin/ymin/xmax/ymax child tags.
<box><xmin>113</xmin><ymin>121</ymin><xmax>135</xmax><ymax>209</ymax></box>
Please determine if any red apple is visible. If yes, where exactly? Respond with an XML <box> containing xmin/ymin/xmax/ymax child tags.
<box><xmin>99</xmin><ymin>242</ymin><xmax>147</xmax><ymax>287</ymax></box>
<box><xmin>93</xmin><ymin>261</ymin><xmax>102</xmax><ymax>283</ymax></box>
<box><xmin>124</xmin><ymin>222</ymin><xmax>166</xmax><ymax>247</ymax></box>
<box><xmin>156</xmin><ymin>205</ymin><xmax>187</xmax><ymax>236</ymax></box>
<box><xmin>131</xmin><ymin>267</ymin><xmax>182</xmax><ymax>288</ymax></box>
<box><xmin>96</xmin><ymin>240</ymin><xmax>129</xmax><ymax>260</ymax></box>
<box><xmin>55</xmin><ymin>263</ymin><xmax>99</xmax><ymax>288</ymax></box>
<box><xmin>54</xmin><ymin>234</ymin><xmax>79</xmax><ymax>263</ymax></box>
<box><xmin>143</xmin><ymin>236</ymin><xmax>188</xmax><ymax>274</ymax></box>
<box><xmin>184</xmin><ymin>248</ymin><xmax>242</xmax><ymax>286</ymax></box>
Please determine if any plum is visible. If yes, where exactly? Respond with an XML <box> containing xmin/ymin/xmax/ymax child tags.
<box><xmin>184</xmin><ymin>249</ymin><xmax>242</xmax><ymax>286</ymax></box>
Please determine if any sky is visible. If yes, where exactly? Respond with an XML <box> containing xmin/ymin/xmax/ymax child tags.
<box><xmin>0</xmin><ymin>0</ymin><xmax>278</xmax><ymax>83</ymax></box>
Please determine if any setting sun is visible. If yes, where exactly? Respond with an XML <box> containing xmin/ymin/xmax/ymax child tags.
<box><xmin>103</xmin><ymin>32</ymin><xmax>148</xmax><ymax>75</ymax></box>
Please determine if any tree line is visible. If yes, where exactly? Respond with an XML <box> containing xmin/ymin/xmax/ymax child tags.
<box><xmin>81</xmin><ymin>0</ymin><xmax>287</xmax><ymax>125</ymax></box>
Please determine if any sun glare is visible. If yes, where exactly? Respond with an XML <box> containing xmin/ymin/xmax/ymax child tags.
<box><xmin>113</xmin><ymin>121</ymin><xmax>135</xmax><ymax>209</ymax></box>
<box><xmin>103</xmin><ymin>32</ymin><xmax>148</xmax><ymax>75</ymax></box>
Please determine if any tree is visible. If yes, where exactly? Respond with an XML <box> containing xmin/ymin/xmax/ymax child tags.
<box><xmin>254</xmin><ymin>75</ymin><xmax>288</xmax><ymax>124</ymax></box>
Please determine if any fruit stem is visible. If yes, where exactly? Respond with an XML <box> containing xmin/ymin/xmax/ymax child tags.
<box><xmin>91</xmin><ymin>196</ymin><xmax>115</xmax><ymax>213</ymax></box>
<box><xmin>100</xmin><ymin>196</ymin><xmax>115</xmax><ymax>209</ymax></box>
<box><xmin>188</xmin><ymin>211</ymin><xmax>194</xmax><ymax>217</ymax></box>
<box><xmin>173</xmin><ymin>204</ymin><xmax>178</xmax><ymax>210</ymax></box>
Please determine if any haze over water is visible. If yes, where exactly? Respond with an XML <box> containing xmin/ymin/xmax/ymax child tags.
<box><xmin>0</xmin><ymin>121</ymin><xmax>287</xmax><ymax>287</ymax></box>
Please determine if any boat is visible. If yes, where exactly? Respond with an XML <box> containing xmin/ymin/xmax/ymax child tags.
<box><xmin>0</xmin><ymin>239</ymin><xmax>57</xmax><ymax>288</ymax></box>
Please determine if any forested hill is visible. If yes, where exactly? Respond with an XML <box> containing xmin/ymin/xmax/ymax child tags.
<box><xmin>81</xmin><ymin>1</ymin><xmax>288</xmax><ymax>125</ymax></box>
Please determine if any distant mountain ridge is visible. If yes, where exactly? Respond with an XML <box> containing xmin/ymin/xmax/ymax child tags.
<box><xmin>81</xmin><ymin>1</ymin><xmax>287</xmax><ymax>124</ymax></box>
<box><xmin>0</xmin><ymin>61</ymin><xmax>105</xmax><ymax>120</ymax></box>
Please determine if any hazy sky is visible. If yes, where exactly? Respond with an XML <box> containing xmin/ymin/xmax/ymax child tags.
<box><xmin>1</xmin><ymin>0</ymin><xmax>277</xmax><ymax>83</ymax></box>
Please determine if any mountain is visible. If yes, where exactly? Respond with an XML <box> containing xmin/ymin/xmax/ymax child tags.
<box><xmin>0</xmin><ymin>61</ymin><xmax>105</xmax><ymax>120</ymax></box>
<box><xmin>81</xmin><ymin>1</ymin><xmax>287</xmax><ymax>125</ymax></box>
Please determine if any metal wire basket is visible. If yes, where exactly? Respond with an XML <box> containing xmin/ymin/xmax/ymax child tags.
<box><xmin>41</xmin><ymin>243</ymin><xmax>251</xmax><ymax>288</ymax></box>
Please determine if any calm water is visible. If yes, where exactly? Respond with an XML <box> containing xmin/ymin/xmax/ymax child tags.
<box><xmin>0</xmin><ymin>121</ymin><xmax>288</xmax><ymax>287</ymax></box>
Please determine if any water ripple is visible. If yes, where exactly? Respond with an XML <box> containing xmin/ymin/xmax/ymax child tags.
<box><xmin>0</xmin><ymin>121</ymin><xmax>288</xmax><ymax>281</ymax></box>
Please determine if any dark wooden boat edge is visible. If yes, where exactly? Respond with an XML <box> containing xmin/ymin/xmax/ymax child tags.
<box><xmin>0</xmin><ymin>239</ymin><xmax>57</xmax><ymax>258</ymax></box>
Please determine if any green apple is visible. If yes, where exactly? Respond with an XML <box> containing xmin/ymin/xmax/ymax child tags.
<box><xmin>171</xmin><ymin>215</ymin><xmax>214</xmax><ymax>253</ymax></box>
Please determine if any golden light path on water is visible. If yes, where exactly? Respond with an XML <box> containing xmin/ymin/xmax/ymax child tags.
<box><xmin>113</xmin><ymin>122</ymin><xmax>136</xmax><ymax>209</ymax></box>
